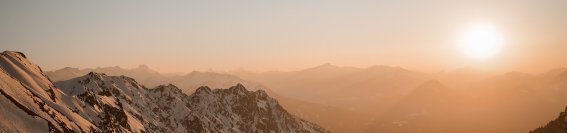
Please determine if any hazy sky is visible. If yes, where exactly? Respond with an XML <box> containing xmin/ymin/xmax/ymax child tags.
<box><xmin>1</xmin><ymin>0</ymin><xmax>566</xmax><ymax>73</ymax></box>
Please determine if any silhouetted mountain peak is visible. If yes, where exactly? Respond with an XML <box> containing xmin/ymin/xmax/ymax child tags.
<box><xmin>318</xmin><ymin>63</ymin><xmax>335</xmax><ymax>68</ymax></box>
<box><xmin>61</xmin><ymin>67</ymin><xmax>80</xmax><ymax>71</ymax></box>
<box><xmin>133</xmin><ymin>64</ymin><xmax>158</xmax><ymax>73</ymax></box>
<box><xmin>303</xmin><ymin>63</ymin><xmax>340</xmax><ymax>71</ymax></box>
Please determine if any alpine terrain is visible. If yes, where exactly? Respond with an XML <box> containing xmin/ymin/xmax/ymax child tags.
<box><xmin>0</xmin><ymin>51</ymin><xmax>328</xmax><ymax>133</ymax></box>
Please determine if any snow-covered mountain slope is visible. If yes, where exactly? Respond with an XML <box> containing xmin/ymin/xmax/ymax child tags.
<box><xmin>531</xmin><ymin>107</ymin><xmax>567</xmax><ymax>133</ymax></box>
<box><xmin>0</xmin><ymin>51</ymin><xmax>98</xmax><ymax>132</ymax></box>
<box><xmin>46</xmin><ymin>65</ymin><xmax>345</xmax><ymax>132</ymax></box>
<box><xmin>54</xmin><ymin>72</ymin><xmax>167</xmax><ymax>132</ymax></box>
<box><xmin>0</xmin><ymin>51</ymin><xmax>328</xmax><ymax>133</ymax></box>
<box><xmin>55</xmin><ymin>72</ymin><xmax>328</xmax><ymax>133</ymax></box>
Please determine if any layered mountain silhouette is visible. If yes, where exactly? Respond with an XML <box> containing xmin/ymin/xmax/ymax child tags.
<box><xmin>44</xmin><ymin>55</ymin><xmax>567</xmax><ymax>132</ymax></box>
<box><xmin>231</xmin><ymin>63</ymin><xmax>567</xmax><ymax>133</ymax></box>
<box><xmin>0</xmin><ymin>51</ymin><xmax>328</xmax><ymax>133</ymax></box>
<box><xmin>46</xmin><ymin>63</ymin><xmax>362</xmax><ymax>132</ymax></box>
<box><xmin>47</xmin><ymin>66</ymin><xmax>267</xmax><ymax>94</ymax></box>
<box><xmin>365</xmin><ymin>80</ymin><xmax>466</xmax><ymax>132</ymax></box>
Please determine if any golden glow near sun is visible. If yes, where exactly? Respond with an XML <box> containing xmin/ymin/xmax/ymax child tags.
<box><xmin>459</xmin><ymin>22</ymin><xmax>505</xmax><ymax>60</ymax></box>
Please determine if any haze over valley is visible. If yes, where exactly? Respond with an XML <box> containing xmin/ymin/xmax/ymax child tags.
<box><xmin>2</xmin><ymin>0</ymin><xmax>567</xmax><ymax>133</ymax></box>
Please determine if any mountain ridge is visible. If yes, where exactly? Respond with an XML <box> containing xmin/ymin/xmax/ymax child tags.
<box><xmin>0</xmin><ymin>51</ymin><xmax>328</xmax><ymax>133</ymax></box>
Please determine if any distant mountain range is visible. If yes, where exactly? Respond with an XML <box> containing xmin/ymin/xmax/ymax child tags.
<box><xmin>46</xmin><ymin>65</ymin><xmax>271</xmax><ymax>94</ymax></box>
<box><xmin>44</xmin><ymin>54</ymin><xmax>567</xmax><ymax>132</ymax></box>
<box><xmin>230</xmin><ymin>63</ymin><xmax>567</xmax><ymax>132</ymax></box>
<box><xmin>46</xmin><ymin>63</ymin><xmax>362</xmax><ymax>132</ymax></box>
<box><xmin>0</xmin><ymin>51</ymin><xmax>328</xmax><ymax>133</ymax></box>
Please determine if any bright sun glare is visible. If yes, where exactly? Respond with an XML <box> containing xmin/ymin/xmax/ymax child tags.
<box><xmin>459</xmin><ymin>22</ymin><xmax>505</xmax><ymax>60</ymax></box>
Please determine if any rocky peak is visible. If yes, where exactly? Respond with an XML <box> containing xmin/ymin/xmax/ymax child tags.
<box><xmin>255</xmin><ymin>89</ymin><xmax>269</xmax><ymax>98</ymax></box>
<box><xmin>82</xmin><ymin>72</ymin><xmax>139</xmax><ymax>85</ymax></box>
<box><xmin>150</xmin><ymin>84</ymin><xmax>183</xmax><ymax>96</ymax></box>
<box><xmin>195</xmin><ymin>86</ymin><xmax>212</xmax><ymax>94</ymax></box>
<box><xmin>86</xmin><ymin>72</ymin><xmax>106</xmax><ymax>80</ymax></box>
<box><xmin>229</xmin><ymin>83</ymin><xmax>248</xmax><ymax>94</ymax></box>
<box><xmin>56</xmin><ymin>72</ymin><xmax>145</xmax><ymax>98</ymax></box>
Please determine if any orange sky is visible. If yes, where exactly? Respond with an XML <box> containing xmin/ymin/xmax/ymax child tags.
<box><xmin>1</xmin><ymin>0</ymin><xmax>566</xmax><ymax>74</ymax></box>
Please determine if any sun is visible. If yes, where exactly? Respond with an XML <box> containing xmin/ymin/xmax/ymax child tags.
<box><xmin>458</xmin><ymin>22</ymin><xmax>505</xmax><ymax>60</ymax></box>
